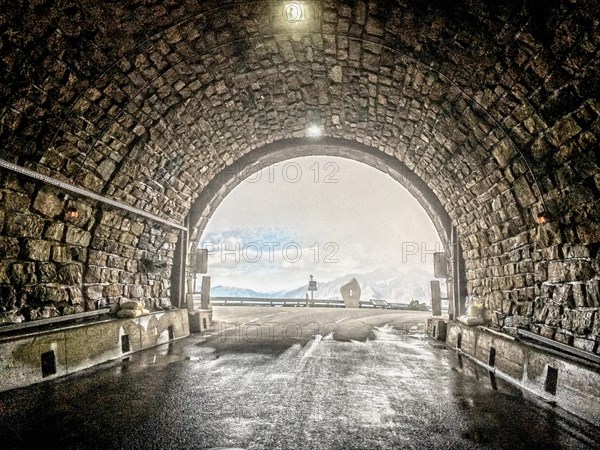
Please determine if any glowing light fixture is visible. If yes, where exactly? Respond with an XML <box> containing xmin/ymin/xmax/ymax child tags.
<box><xmin>306</xmin><ymin>124</ymin><xmax>322</xmax><ymax>138</ymax></box>
<box><xmin>283</xmin><ymin>2</ymin><xmax>305</xmax><ymax>23</ymax></box>
<box><xmin>536</xmin><ymin>211</ymin><xmax>549</xmax><ymax>224</ymax></box>
<box><xmin>67</xmin><ymin>207</ymin><xmax>79</xmax><ymax>219</ymax></box>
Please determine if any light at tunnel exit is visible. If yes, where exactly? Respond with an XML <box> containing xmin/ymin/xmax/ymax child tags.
<box><xmin>199</xmin><ymin>156</ymin><xmax>443</xmax><ymax>299</ymax></box>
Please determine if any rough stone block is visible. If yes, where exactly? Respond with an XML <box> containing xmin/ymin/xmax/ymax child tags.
<box><xmin>539</xmin><ymin>325</ymin><xmax>556</xmax><ymax>339</ymax></box>
<box><xmin>571</xmin><ymin>283</ymin><xmax>587</xmax><ymax>307</ymax></box>
<box><xmin>0</xmin><ymin>237</ymin><xmax>20</xmax><ymax>258</ymax></box>
<box><xmin>103</xmin><ymin>284</ymin><xmax>123</xmax><ymax>298</ymax></box>
<box><xmin>534</xmin><ymin>261</ymin><xmax>548</xmax><ymax>282</ymax></box>
<box><xmin>515</xmin><ymin>301</ymin><xmax>534</xmax><ymax>316</ymax></box>
<box><xmin>107</xmin><ymin>255</ymin><xmax>126</xmax><ymax>270</ymax></box>
<box><xmin>52</xmin><ymin>245</ymin><xmax>72</xmax><ymax>263</ymax></box>
<box><xmin>586</xmin><ymin>280</ymin><xmax>600</xmax><ymax>307</ymax></box>
<box><xmin>44</xmin><ymin>222</ymin><xmax>65</xmax><ymax>241</ymax></box>
<box><xmin>547</xmin><ymin>261</ymin><xmax>566</xmax><ymax>283</ymax></box>
<box><xmin>65</xmin><ymin>227</ymin><xmax>91</xmax><ymax>246</ymax></box>
<box><xmin>540</xmin><ymin>283</ymin><xmax>555</xmax><ymax>299</ymax></box>
<box><xmin>101</xmin><ymin>210</ymin><xmax>123</xmax><ymax>228</ymax></box>
<box><xmin>118</xmin><ymin>232</ymin><xmax>136</xmax><ymax>246</ymax></box>
<box><xmin>576</xmin><ymin>222</ymin><xmax>600</xmax><ymax>244</ymax></box>
<box><xmin>68</xmin><ymin>287</ymin><xmax>83</xmax><ymax>306</ymax></box>
<box><xmin>62</xmin><ymin>305</ymin><xmax>85</xmax><ymax>315</ymax></box>
<box><xmin>0</xmin><ymin>285</ymin><xmax>17</xmax><ymax>311</ymax></box>
<box><xmin>504</xmin><ymin>315</ymin><xmax>531</xmax><ymax>329</ymax></box>
<box><xmin>159</xmin><ymin>297</ymin><xmax>172</xmax><ymax>309</ymax></box>
<box><xmin>107</xmin><ymin>268</ymin><xmax>120</xmax><ymax>284</ymax></box>
<box><xmin>544</xmin><ymin>305</ymin><xmax>562</xmax><ymax>327</ymax></box>
<box><xmin>120</xmin><ymin>271</ymin><xmax>134</xmax><ymax>284</ymax></box>
<box><xmin>513</xmin><ymin>175</ymin><xmax>537</xmax><ymax>207</ymax></box>
<box><xmin>491</xmin><ymin>139</ymin><xmax>514</xmax><ymax>168</ymax></box>
<box><xmin>536</xmin><ymin>224</ymin><xmax>562</xmax><ymax>247</ymax></box>
<box><xmin>34</xmin><ymin>285</ymin><xmax>68</xmax><ymax>304</ymax></box>
<box><xmin>563</xmin><ymin>245</ymin><xmax>590</xmax><ymax>259</ymax></box>
<box><xmin>561</xmin><ymin>310</ymin><xmax>575</xmax><ymax>332</ymax></box>
<box><xmin>130</xmin><ymin>221</ymin><xmax>145</xmax><ymax>236</ymax></box>
<box><xmin>547</xmin><ymin>116</ymin><xmax>581</xmax><ymax>146</ymax></box>
<box><xmin>79</xmin><ymin>172</ymin><xmax>104</xmax><ymax>192</ymax></box>
<box><xmin>555</xmin><ymin>331</ymin><xmax>574</xmax><ymax>346</ymax></box>
<box><xmin>552</xmin><ymin>284</ymin><xmax>575</xmax><ymax>308</ymax></box>
<box><xmin>565</xmin><ymin>260</ymin><xmax>595</xmax><ymax>282</ymax></box>
<box><xmin>0</xmin><ymin>310</ymin><xmax>25</xmax><ymax>324</ymax></box>
<box><xmin>58</xmin><ymin>263</ymin><xmax>83</xmax><ymax>285</ymax></box>
<box><xmin>593</xmin><ymin>311</ymin><xmax>600</xmax><ymax>338</ymax></box>
<box><xmin>8</xmin><ymin>263</ymin><xmax>37</xmax><ymax>285</ymax></box>
<box><xmin>33</xmin><ymin>189</ymin><xmax>64</xmax><ymax>217</ymax></box>
<box><xmin>126</xmin><ymin>259</ymin><xmax>138</xmax><ymax>273</ymax></box>
<box><xmin>29</xmin><ymin>306</ymin><xmax>60</xmax><ymax>321</ymax></box>
<box><xmin>71</xmin><ymin>247</ymin><xmax>87</xmax><ymax>263</ymax></box>
<box><xmin>573</xmin><ymin>310</ymin><xmax>595</xmax><ymax>336</ymax></box>
<box><xmin>365</xmin><ymin>17</ymin><xmax>384</xmax><ymax>36</ymax></box>
<box><xmin>96</xmin><ymin>158</ymin><xmax>116</xmax><ymax>181</ymax></box>
<box><xmin>38</xmin><ymin>262</ymin><xmax>58</xmax><ymax>283</ymax></box>
<box><xmin>87</xmin><ymin>251</ymin><xmax>108</xmax><ymax>267</ymax></box>
<box><xmin>83</xmin><ymin>266</ymin><xmax>103</xmax><ymax>284</ymax></box>
<box><xmin>573</xmin><ymin>337</ymin><xmax>596</xmax><ymax>353</ymax></box>
<box><xmin>130</xmin><ymin>284</ymin><xmax>144</xmax><ymax>298</ymax></box>
<box><xmin>24</xmin><ymin>239</ymin><xmax>52</xmax><ymax>261</ymax></box>
<box><xmin>0</xmin><ymin>262</ymin><xmax>10</xmax><ymax>284</ymax></box>
<box><xmin>84</xmin><ymin>285</ymin><xmax>104</xmax><ymax>301</ymax></box>
<box><xmin>5</xmin><ymin>214</ymin><xmax>44</xmax><ymax>238</ymax></box>
<box><xmin>486</xmin><ymin>291</ymin><xmax>502</xmax><ymax>312</ymax></box>
<box><xmin>3</xmin><ymin>191</ymin><xmax>31</xmax><ymax>212</ymax></box>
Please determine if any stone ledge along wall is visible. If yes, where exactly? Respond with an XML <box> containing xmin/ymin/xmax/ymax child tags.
<box><xmin>0</xmin><ymin>171</ymin><xmax>176</xmax><ymax>325</ymax></box>
<box><xmin>0</xmin><ymin>0</ymin><xmax>598</xmax><ymax>353</ymax></box>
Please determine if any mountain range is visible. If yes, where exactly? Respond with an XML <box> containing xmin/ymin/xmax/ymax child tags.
<box><xmin>210</xmin><ymin>267</ymin><xmax>446</xmax><ymax>305</ymax></box>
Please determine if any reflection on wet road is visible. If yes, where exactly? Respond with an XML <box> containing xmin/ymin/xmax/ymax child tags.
<box><xmin>0</xmin><ymin>307</ymin><xmax>597</xmax><ymax>449</ymax></box>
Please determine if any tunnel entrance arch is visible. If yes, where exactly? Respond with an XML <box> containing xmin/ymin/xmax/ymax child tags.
<box><xmin>173</xmin><ymin>137</ymin><xmax>467</xmax><ymax>315</ymax></box>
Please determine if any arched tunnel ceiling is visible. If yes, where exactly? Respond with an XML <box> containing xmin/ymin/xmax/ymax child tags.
<box><xmin>1</xmin><ymin>0</ymin><xmax>599</xmax><ymax>257</ymax></box>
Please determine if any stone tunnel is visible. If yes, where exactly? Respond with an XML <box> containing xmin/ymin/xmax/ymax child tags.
<box><xmin>0</xmin><ymin>0</ymin><xmax>599</xmax><ymax>444</ymax></box>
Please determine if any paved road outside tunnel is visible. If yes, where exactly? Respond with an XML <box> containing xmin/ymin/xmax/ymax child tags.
<box><xmin>0</xmin><ymin>307</ymin><xmax>597</xmax><ymax>450</ymax></box>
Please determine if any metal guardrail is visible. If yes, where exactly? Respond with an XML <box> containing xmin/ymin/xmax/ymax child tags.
<box><xmin>194</xmin><ymin>296</ymin><xmax>450</xmax><ymax>311</ymax></box>
<box><xmin>517</xmin><ymin>328</ymin><xmax>600</xmax><ymax>365</ymax></box>
<box><xmin>206</xmin><ymin>297</ymin><xmax>350</xmax><ymax>308</ymax></box>
<box><xmin>0</xmin><ymin>308</ymin><xmax>112</xmax><ymax>338</ymax></box>
<box><xmin>195</xmin><ymin>296</ymin><xmax>419</xmax><ymax>309</ymax></box>
<box><xmin>196</xmin><ymin>296</ymin><xmax>394</xmax><ymax>308</ymax></box>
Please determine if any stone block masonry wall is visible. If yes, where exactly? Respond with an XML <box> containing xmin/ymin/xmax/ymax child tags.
<box><xmin>0</xmin><ymin>171</ymin><xmax>176</xmax><ymax>325</ymax></box>
<box><xmin>0</xmin><ymin>0</ymin><xmax>598</xmax><ymax>352</ymax></box>
<box><xmin>466</xmin><ymin>222</ymin><xmax>600</xmax><ymax>353</ymax></box>
<box><xmin>531</xmin><ymin>235</ymin><xmax>600</xmax><ymax>353</ymax></box>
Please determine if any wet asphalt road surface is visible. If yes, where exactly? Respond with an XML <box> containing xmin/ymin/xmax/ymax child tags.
<box><xmin>0</xmin><ymin>306</ymin><xmax>598</xmax><ymax>450</ymax></box>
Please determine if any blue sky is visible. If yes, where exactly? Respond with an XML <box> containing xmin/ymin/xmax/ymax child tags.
<box><xmin>199</xmin><ymin>156</ymin><xmax>442</xmax><ymax>292</ymax></box>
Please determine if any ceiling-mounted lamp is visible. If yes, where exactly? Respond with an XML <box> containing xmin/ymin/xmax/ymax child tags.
<box><xmin>283</xmin><ymin>2</ymin><xmax>305</xmax><ymax>23</ymax></box>
<box><xmin>306</xmin><ymin>124</ymin><xmax>322</xmax><ymax>138</ymax></box>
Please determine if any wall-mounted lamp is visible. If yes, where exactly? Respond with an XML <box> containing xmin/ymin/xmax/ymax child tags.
<box><xmin>536</xmin><ymin>211</ymin><xmax>550</xmax><ymax>225</ymax></box>
<box><xmin>67</xmin><ymin>207</ymin><xmax>79</xmax><ymax>219</ymax></box>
